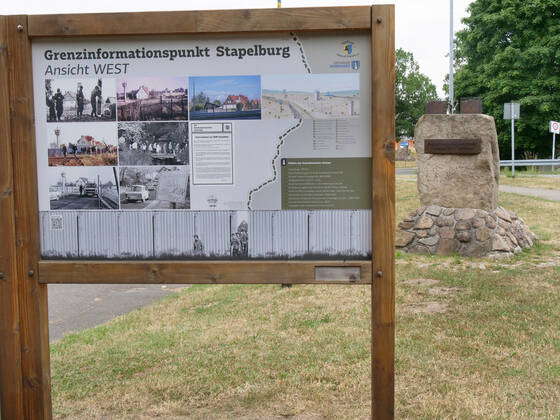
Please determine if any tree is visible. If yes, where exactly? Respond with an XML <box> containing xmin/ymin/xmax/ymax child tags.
<box><xmin>191</xmin><ymin>91</ymin><xmax>210</xmax><ymax>111</ymax></box>
<box><xmin>396</xmin><ymin>48</ymin><xmax>438</xmax><ymax>138</ymax></box>
<box><xmin>454</xmin><ymin>0</ymin><xmax>560</xmax><ymax>158</ymax></box>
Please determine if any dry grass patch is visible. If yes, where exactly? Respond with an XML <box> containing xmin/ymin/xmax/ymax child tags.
<box><xmin>500</xmin><ymin>174</ymin><xmax>560</xmax><ymax>190</ymax></box>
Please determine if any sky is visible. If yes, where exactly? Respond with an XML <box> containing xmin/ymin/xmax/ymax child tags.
<box><xmin>263</xmin><ymin>73</ymin><xmax>359</xmax><ymax>93</ymax></box>
<box><xmin>189</xmin><ymin>75</ymin><xmax>261</xmax><ymax>102</ymax></box>
<box><xmin>1</xmin><ymin>0</ymin><xmax>474</xmax><ymax>96</ymax></box>
<box><xmin>48</xmin><ymin>165</ymin><xmax>116</xmax><ymax>185</ymax></box>
<box><xmin>118</xmin><ymin>77</ymin><xmax>187</xmax><ymax>93</ymax></box>
<box><xmin>46</xmin><ymin>122</ymin><xmax>118</xmax><ymax>147</ymax></box>
<box><xmin>48</xmin><ymin>78</ymin><xmax>116</xmax><ymax>98</ymax></box>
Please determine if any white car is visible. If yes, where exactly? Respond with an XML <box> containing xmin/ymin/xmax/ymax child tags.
<box><xmin>125</xmin><ymin>185</ymin><xmax>149</xmax><ymax>203</ymax></box>
<box><xmin>49</xmin><ymin>187</ymin><xmax>61</xmax><ymax>201</ymax></box>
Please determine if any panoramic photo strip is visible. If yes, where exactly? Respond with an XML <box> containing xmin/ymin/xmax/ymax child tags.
<box><xmin>262</xmin><ymin>73</ymin><xmax>360</xmax><ymax>120</ymax></box>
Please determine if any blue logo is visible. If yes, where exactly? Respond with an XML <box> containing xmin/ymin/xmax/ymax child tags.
<box><xmin>351</xmin><ymin>60</ymin><xmax>360</xmax><ymax>70</ymax></box>
<box><xmin>337</xmin><ymin>40</ymin><xmax>358</xmax><ymax>58</ymax></box>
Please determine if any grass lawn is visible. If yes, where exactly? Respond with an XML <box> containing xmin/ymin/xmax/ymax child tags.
<box><xmin>50</xmin><ymin>181</ymin><xmax>560</xmax><ymax>419</ymax></box>
<box><xmin>395</xmin><ymin>160</ymin><xmax>417</xmax><ymax>169</ymax></box>
<box><xmin>499</xmin><ymin>173</ymin><xmax>560</xmax><ymax>190</ymax></box>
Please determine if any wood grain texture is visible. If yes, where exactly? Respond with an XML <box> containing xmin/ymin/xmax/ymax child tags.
<box><xmin>28</xmin><ymin>6</ymin><xmax>371</xmax><ymax>37</ymax></box>
<box><xmin>38</xmin><ymin>260</ymin><xmax>372</xmax><ymax>285</ymax></box>
<box><xmin>6</xmin><ymin>15</ymin><xmax>53</xmax><ymax>419</ymax></box>
<box><xmin>371</xmin><ymin>5</ymin><xmax>396</xmax><ymax>420</ymax></box>
<box><xmin>0</xmin><ymin>15</ymin><xmax>25</xmax><ymax>420</ymax></box>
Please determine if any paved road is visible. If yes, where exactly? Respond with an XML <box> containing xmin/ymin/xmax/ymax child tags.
<box><xmin>499</xmin><ymin>185</ymin><xmax>560</xmax><ymax>202</ymax></box>
<box><xmin>396</xmin><ymin>167</ymin><xmax>417</xmax><ymax>175</ymax></box>
<box><xmin>51</xmin><ymin>194</ymin><xmax>107</xmax><ymax>210</ymax></box>
<box><xmin>48</xmin><ymin>284</ymin><xmax>187</xmax><ymax>342</ymax></box>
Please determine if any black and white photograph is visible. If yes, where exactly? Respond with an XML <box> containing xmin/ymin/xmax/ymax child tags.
<box><xmin>117</xmin><ymin>77</ymin><xmax>188</xmax><ymax>121</ymax></box>
<box><xmin>46</xmin><ymin>78</ymin><xmax>116</xmax><ymax>122</ymax></box>
<box><xmin>47</xmin><ymin>123</ymin><xmax>118</xmax><ymax>166</ymax></box>
<box><xmin>118</xmin><ymin>122</ymin><xmax>189</xmax><ymax>166</ymax></box>
<box><xmin>119</xmin><ymin>166</ymin><xmax>190</xmax><ymax>209</ymax></box>
<box><xmin>48</xmin><ymin>166</ymin><xmax>119</xmax><ymax>210</ymax></box>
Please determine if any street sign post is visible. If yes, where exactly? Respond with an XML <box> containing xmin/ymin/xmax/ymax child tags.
<box><xmin>504</xmin><ymin>103</ymin><xmax>520</xmax><ymax>177</ymax></box>
<box><xmin>549</xmin><ymin>121</ymin><xmax>559</xmax><ymax>160</ymax></box>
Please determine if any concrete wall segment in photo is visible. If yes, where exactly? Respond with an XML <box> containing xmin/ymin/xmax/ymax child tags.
<box><xmin>40</xmin><ymin>210</ymin><xmax>372</xmax><ymax>259</ymax></box>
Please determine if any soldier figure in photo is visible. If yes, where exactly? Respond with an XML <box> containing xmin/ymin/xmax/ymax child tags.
<box><xmin>76</xmin><ymin>85</ymin><xmax>85</xmax><ymax>118</ymax></box>
<box><xmin>53</xmin><ymin>88</ymin><xmax>64</xmax><ymax>121</ymax></box>
<box><xmin>230</xmin><ymin>233</ymin><xmax>241</xmax><ymax>257</ymax></box>
<box><xmin>90</xmin><ymin>82</ymin><xmax>102</xmax><ymax>117</ymax></box>
<box><xmin>46</xmin><ymin>91</ymin><xmax>56</xmax><ymax>121</ymax></box>
<box><xmin>193</xmin><ymin>235</ymin><xmax>204</xmax><ymax>256</ymax></box>
<box><xmin>240</xmin><ymin>230</ymin><xmax>248</xmax><ymax>257</ymax></box>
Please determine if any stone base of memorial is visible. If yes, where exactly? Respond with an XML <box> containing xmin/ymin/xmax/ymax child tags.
<box><xmin>396</xmin><ymin>205</ymin><xmax>536</xmax><ymax>258</ymax></box>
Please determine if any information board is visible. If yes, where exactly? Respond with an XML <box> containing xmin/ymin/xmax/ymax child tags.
<box><xmin>1</xmin><ymin>7</ymin><xmax>395</xmax><ymax>419</ymax></box>
<box><xmin>33</xmin><ymin>32</ymin><xmax>372</xmax><ymax>260</ymax></box>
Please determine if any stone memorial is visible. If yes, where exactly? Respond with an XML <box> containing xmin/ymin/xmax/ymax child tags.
<box><xmin>397</xmin><ymin>114</ymin><xmax>536</xmax><ymax>257</ymax></box>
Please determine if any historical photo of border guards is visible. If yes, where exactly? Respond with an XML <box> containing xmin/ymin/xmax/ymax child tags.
<box><xmin>231</xmin><ymin>211</ymin><xmax>249</xmax><ymax>258</ymax></box>
<box><xmin>46</xmin><ymin>78</ymin><xmax>116</xmax><ymax>122</ymax></box>
<box><xmin>189</xmin><ymin>75</ymin><xmax>261</xmax><ymax>120</ymax></box>
<box><xmin>48</xmin><ymin>166</ymin><xmax>119</xmax><ymax>210</ymax></box>
<box><xmin>47</xmin><ymin>123</ymin><xmax>118</xmax><ymax>166</ymax></box>
<box><xmin>119</xmin><ymin>166</ymin><xmax>190</xmax><ymax>209</ymax></box>
<box><xmin>117</xmin><ymin>77</ymin><xmax>188</xmax><ymax>121</ymax></box>
<box><xmin>262</xmin><ymin>73</ymin><xmax>360</xmax><ymax>119</ymax></box>
<box><xmin>118</xmin><ymin>122</ymin><xmax>189</xmax><ymax>166</ymax></box>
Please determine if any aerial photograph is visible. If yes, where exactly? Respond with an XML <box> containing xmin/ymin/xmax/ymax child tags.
<box><xmin>262</xmin><ymin>73</ymin><xmax>360</xmax><ymax>119</ymax></box>
<box><xmin>189</xmin><ymin>75</ymin><xmax>261</xmax><ymax>120</ymax></box>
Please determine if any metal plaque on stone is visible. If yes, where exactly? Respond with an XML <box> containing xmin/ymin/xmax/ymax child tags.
<box><xmin>424</xmin><ymin>138</ymin><xmax>482</xmax><ymax>155</ymax></box>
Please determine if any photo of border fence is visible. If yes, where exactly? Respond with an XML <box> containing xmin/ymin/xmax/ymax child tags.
<box><xmin>117</xmin><ymin>77</ymin><xmax>188</xmax><ymax>121</ymax></box>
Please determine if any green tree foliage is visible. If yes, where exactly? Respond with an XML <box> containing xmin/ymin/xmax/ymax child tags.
<box><xmin>191</xmin><ymin>91</ymin><xmax>210</xmax><ymax>111</ymax></box>
<box><xmin>396</xmin><ymin>48</ymin><xmax>439</xmax><ymax>138</ymax></box>
<box><xmin>454</xmin><ymin>0</ymin><xmax>560</xmax><ymax>158</ymax></box>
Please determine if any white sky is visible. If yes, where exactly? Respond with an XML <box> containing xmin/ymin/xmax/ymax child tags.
<box><xmin>48</xmin><ymin>166</ymin><xmax>116</xmax><ymax>185</ymax></box>
<box><xmin>263</xmin><ymin>73</ymin><xmax>359</xmax><ymax>93</ymax></box>
<box><xmin>118</xmin><ymin>76</ymin><xmax>187</xmax><ymax>93</ymax></box>
<box><xmin>2</xmin><ymin>0</ymin><xmax>473</xmax><ymax>96</ymax></box>
<box><xmin>46</xmin><ymin>122</ymin><xmax>118</xmax><ymax>146</ymax></box>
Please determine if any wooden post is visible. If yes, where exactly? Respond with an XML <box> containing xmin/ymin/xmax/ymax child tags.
<box><xmin>0</xmin><ymin>15</ymin><xmax>25</xmax><ymax>419</ymax></box>
<box><xmin>371</xmin><ymin>5</ymin><xmax>396</xmax><ymax>420</ymax></box>
<box><xmin>6</xmin><ymin>15</ymin><xmax>53</xmax><ymax>419</ymax></box>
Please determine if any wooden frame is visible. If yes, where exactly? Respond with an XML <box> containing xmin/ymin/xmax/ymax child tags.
<box><xmin>0</xmin><ymin>6</ymin><xmax>395</xmax><ymax>419</ymax></box>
